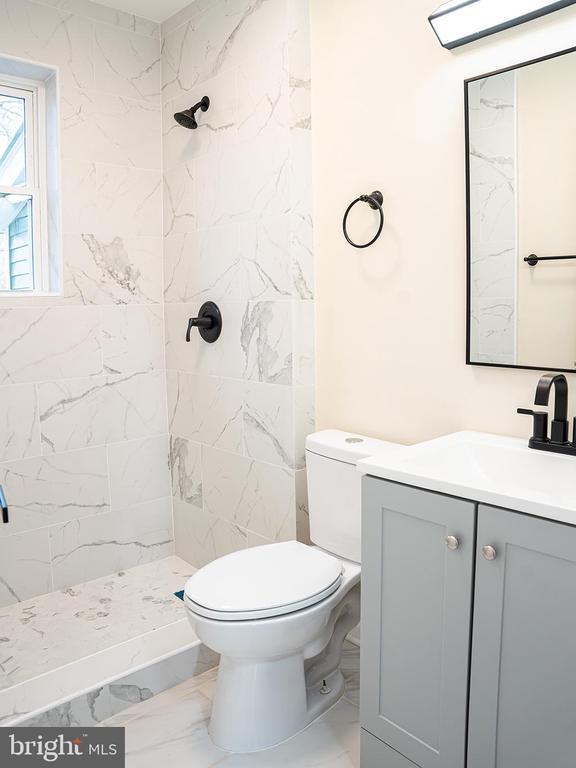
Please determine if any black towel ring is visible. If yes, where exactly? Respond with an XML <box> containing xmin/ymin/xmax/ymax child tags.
<box><xmin>342</xmin><ymin>191</ymin><xmax>384</xmax><ymax>249</ymax></box>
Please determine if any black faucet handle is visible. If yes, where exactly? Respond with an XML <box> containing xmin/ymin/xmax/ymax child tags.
<box><xmin>517</xmin><ymin>408</ymin><xmax>549</xmax><ymax>443</ymax></box>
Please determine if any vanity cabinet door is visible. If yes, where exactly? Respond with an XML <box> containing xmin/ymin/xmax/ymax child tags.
<box><xmin>361</xmin><ymin>478</ymin><xmax>475</xmax><ymax>768</ymax></box>
<box><xmin>468</xmin><ymin>505</ymin><xmax>576</xmax><ymax>768</ymax></box>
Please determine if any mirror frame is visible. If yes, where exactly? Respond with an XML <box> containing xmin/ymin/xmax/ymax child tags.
<box><xmin>465</xmin><ymin>45</ymin><xmax>576</xmax><ymax>374</ymax></box>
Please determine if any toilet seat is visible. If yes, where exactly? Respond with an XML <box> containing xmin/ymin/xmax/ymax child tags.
<box><xmin>184</xmin><ymin>541</ymin><xmax>343</xmax><ymax>621</ymax></box>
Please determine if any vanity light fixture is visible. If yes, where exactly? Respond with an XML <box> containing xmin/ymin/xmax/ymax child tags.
<box><xmin>429</xmin><ymin>0</ymin><xmax>576</xmax><ymax>49</ymax></box>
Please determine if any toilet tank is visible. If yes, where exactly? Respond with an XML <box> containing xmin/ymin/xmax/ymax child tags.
<box><xmin>305</xmin><ymin>430</ymin><xmax>402</xmax><ymax>563</ymax></box>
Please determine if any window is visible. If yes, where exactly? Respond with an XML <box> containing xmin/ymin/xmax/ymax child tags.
<box><xmin>0</xmin><ymin>72</ymin><xmax>51</xmax><ymax>294</ymax></box>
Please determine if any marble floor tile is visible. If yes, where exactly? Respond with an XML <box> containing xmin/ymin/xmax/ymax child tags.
<box><xmin>341</xmin><ymin>640</ymin><xmax>360</xmax><ymax>708</ymax></box>
<box><xmin>0</xmin><ymin>556</ymin><xmax>194</xmax><ymax>691</ymax></box>
<box><xmin>100</xmin><ymin>660</ymin><xmax>360</xmax><ymax>768</ymax></box>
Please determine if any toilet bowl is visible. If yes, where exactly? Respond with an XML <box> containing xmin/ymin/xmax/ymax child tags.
<box><xmin>184</xmin><ymin>430</ymin><xmax>402</xmax><ymax>753</ymax></box>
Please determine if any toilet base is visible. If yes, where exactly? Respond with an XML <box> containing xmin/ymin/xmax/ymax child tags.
<box><xmin>209</xmin><ymin>656</ymin><xmax>345</xmax><ymax>753</ymax></box>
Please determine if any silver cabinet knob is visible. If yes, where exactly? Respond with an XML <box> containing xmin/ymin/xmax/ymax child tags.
<box><xmin>482</xmin><ymin>545</ymin><xmax>497</xmax><ymax>561</ymax></box>
<box><xmin>446</xmin><ymin>535</ymin><xmax>459</xmax><ymax>550</ymax></box>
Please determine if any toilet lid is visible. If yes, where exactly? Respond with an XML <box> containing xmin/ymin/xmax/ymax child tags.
<box><xmin>184</xmin><ymin>541</ymin><xmax>343</xmax><ymax>621</ymax></box>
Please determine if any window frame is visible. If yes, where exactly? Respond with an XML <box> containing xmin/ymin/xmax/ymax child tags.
<box><xmin>0</xmin><ymin>72</ymin><xmax>49</xmax><ymax>295</ymax></box>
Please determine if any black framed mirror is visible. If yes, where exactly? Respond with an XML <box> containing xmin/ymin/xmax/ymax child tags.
<box><xmin>466</xmin><ymin>46</ymin><xmax>576</xmax><ymax>373</ymax></box>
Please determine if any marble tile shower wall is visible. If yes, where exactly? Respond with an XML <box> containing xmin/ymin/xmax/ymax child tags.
<box><xmin>468</xmin><ymin>71</ymin><xmax>517</xmax><ymax>365</ymax></box>
<box><xmin>0</xmin><ymin>0</ymin><xmax>172</xmax><ymax>608</ymax></box>
<box><xmin>161</xmin><ymin>0</ymin><xmax>314</xmax><ymax>566</ymax></box>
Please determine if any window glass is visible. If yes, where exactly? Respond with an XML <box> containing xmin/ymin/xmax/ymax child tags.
<box><xmin>0</xmin><ymin>92</ymin><xmax>26</xmax><ymax>188</ymax></box>
<box><xmin>0</xmin><ymin>193</ymin><xmax>33</xmax><ymax>291</ymax></box>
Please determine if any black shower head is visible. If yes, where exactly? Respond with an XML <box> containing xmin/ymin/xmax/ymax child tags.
<box><xmin>174</xmin><ymin>96</ymin><xmax>210</xmax><ymax>130</ymax></box>
<box><xmin>174</xmin><ymin>109</ymin><xmax>198</xmax><ymax>129</ymax></box>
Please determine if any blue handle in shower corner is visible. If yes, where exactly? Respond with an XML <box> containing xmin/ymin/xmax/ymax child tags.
<box><xmin>0</xmin><ymin>486</ymin><xmax>8</xmax><ymax>523</ymax></box>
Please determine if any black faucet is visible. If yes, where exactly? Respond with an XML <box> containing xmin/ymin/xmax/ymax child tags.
<box><xmin>518</xmin><ymin>373</ymin><xmax>576</xmax><ymax>456</ymax></box>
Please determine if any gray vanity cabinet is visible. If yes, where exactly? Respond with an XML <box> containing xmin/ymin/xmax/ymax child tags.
<box><xmin>361</xmin><ymin>479</ymin><xmax>576</xmax><ymax>768</ymax></box>
<box><xmin>360</xmin><ymin>477</ymin><xmax>476</xmax><ymax>768</ymax></box>
<box><xmin>468</xmin><ymin>504</ymin><xmax>576</xmax><ymax>768</ymax></box>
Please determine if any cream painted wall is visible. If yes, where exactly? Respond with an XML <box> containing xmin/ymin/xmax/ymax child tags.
<box><xmin>310</xmin><ymin>0</ymin><xmax>576</xmax><ymax>446</ymax></box>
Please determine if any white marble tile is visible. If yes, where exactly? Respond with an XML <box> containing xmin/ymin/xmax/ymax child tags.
<box><xmin>289</xmin><ymin>127</ymin><xmax>313</xmax><ymax>229</ymax></box>
<box><xmin>468</xmin><ymin>71</ymin><xmax>517</xmax><ymax>364</ymax></box>
<box><xmin>99</xmin><ymin>666</ymin><xmax>360</xmax><ymax>768</ymax></box>
<box><xmin>245</xmin><ymin>529</ymin><xmax>275</xmax><ymax>547</ymax></box>
<box><xmin>287</xmin><ymin>0</ymin><xmax>311</xmax><ymax>130</ymax></box>
<box><xmin>170</xmin><ymin>436</ymin><xmax>202</xmax><ymax>509</ymax></box>
<box><xmin>294</xmin><ymin>383</ymin><xmax>314</xmax><ymax>470</ymax></box>
<box><xmin>0</xmin><ymin>307</ymin><xmax>102</xmax><ymax>384</ymax></box>
<box><xmin>341</xmin><ymin>640</ymin><xmax>360</xmax><ymax>709</ymax></box>
<box><xmin>247</xmin><ymin>215</ymin><xmax>292</xmax><ymax>300</ymax></box>
<box><xmin>243</xmin><ymin>382</ymin><xmax>294</xmax><ymax>468</ymax></box>
<box><xmin>468</xmin><ymin>72</ymin><xmax>515</xmax><ymax>132</ymax></box>
<box><xmin>62</xmin><ymin>161</ymin><xmax>162</xmax><ymax>237</ymax></box>
<box><xmin>108</xmin><ymin>435</ymin><xmax>171</xmax><ymax>512</ymax></box>
<box><xmin>0</xmin><ymin>447</ymin><xmax>109</xmax><ymax>538</ymax></box>
<box><xmin>101</xmin><ymin>305</ymin><xmax>164</xmax><ymax>374</ymax></box>
<box><xmin>468</xmin><ymin>152</ymin><xmax>515</xmax><ymax>248</ymax></box>
<box><xmin>173</xmin><ymin>498</ymin><xmax>247</xmax><ymax>568</ymax></box>
<box><xmin>61</xmin><ymin>87</ymin><xmax>161</xmax><ymax>169</ymax></box>
<box><xmin>24</xmin><ymin>687</ymin><xmax>111</xmax><ymax>727</ymax></box>
<box><xmin>0</xmin><ymin>385</ymin><xmax>41</xmax><ymax>462</ymax></box>
<box><xmin>0</xmin><ymin>530</ymin><xmax>52</xmax><ymax>607</ymax></box>
<box><xmin>290</xmin><ymin>206</ymin><xmax>314</xmax><ymax>299</ymax></box>
<box><xmin>50</xmin><ymin>497</ymin><xmax>174</xmax><ymax>589</ymax></box>
<box><xmin>63</xmin><ymin>234</ymin><xmax>163</xmax><ymax>305</ymax></box>
<box><xmin>236</xmin><ymin>44</ymin><xmax>289</xmax><ymax>140</ymax></box>
<box><xmin>295</xmin><ymin>467</ymin><xmax>310</xmax><ymax>545</ymax></box>
<box><xmin>161</xmin><ymin>0</ymin><xmax>287</xmax><ymax>103</ymax></box>
<box><xmin>165</xmin><ymin>301</ymin><xmax>246</xmax><ymax>379</ymax></box>
<box><xmin>0</xmin><ymin>557</ymin><xmax>194</xmax><ymax>695</ymax></box>
<box><xmin>164</xmin><ymin>220</ymin><xmax>292</xmax><ymax>304</ymax></box>
<box><xmin>107</xmin><ymin>644</ymin><xmax>218</xmax><ymax>717</ymax></box>
<box><xmin>202</xmin><ymin>446</ymin><xmax>296</xmax><ymax>541</ymax></box>
<box><xmin>471</xmin><ymin>242</ymin><xmax>516</xmax><ymax>299</ymax></box>
<box><xmin>193</xmin><ymin>130</ymin><xmax>290</xmax><ymax>230</ymax></box>
<box><xmin>33</xmin><ymin>0</ymin><xmax>160</xmax><ymax>37</ymax></box>
<box><xmin>167</xmin><ymin>372</ymin><xmax>243</xmax><ymax>453</ymax></box>
<box><xmin>163</xmin><ymin>160</ymin><xmax>196</xmax><ymax>237</ymax></box>
<box><xmin>163</xmin><ymin>228</ymin><xmax>250</xmax><ymax>304</ymax></box>
<box><xmin>293</xmin><ymin>300</ymin><xmax>315</xmax><ymax>387</ymax></box>
<box><xmin>160</xmin><ymin>0</ymin><xmax>217</xmax><ymax>37</ymax></box>
<box><xmin>0</xmin><ymin>0</ymin><xmax>94</xmax><ymax>89</ymax></box>
<box><xmin>473</xmin><ymin>298</ymin><xmax>515</xmax><ymax>358</ymax></box>
<box><xmin>94</xmin><ymin>22</ymin><xmax>161</xmax><ymax>103</ymax></box>
<box><xmin>39</xmin><ymin>371</ymin><xmax>168</xmax><ymax>453</ymax></box>
<box><xmin>241</xmin><ymin>300</ymin><xmax>293</xmax><ymax>384</ymax></box>
<box><xmin>0</xmin><ymin>557</ymin><xmax>206</xmax><ymax>726</ymax></box>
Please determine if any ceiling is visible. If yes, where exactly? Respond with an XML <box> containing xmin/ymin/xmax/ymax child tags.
<box><xmin>94</xmin><ymin>0</ymin><xmax>192</xmax><ymax>23</ymax></box>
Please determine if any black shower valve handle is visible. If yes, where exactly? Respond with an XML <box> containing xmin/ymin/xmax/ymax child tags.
<box><xmin>185</xmin><ymin>301</ymin><xmax>223</xmax><ymax>344</ymax></box>
<box><xmin>186</xmin><ymin>315</ymin><xmax>213</xmax><ymax>342</ymax></box>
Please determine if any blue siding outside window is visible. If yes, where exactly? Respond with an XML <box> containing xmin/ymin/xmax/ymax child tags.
<box><xmin>8</xmin><ymin>200</ymin><xmax>33</xmax><ymax>291</ymax></box>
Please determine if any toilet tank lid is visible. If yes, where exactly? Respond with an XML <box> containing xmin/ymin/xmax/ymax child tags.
<box><xmin>305</xmin><ymin>429</ymin><xmax>401</xmax><ymax>465</ymax></box>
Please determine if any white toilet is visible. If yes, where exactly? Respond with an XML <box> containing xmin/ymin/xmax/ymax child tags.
<box><xmin>183</xmin><ymin>429</ymin><xmax>401</xmax><ymax>753</ymax></box>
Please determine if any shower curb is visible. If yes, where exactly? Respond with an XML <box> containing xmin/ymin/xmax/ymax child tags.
<box><xmin>5</xmin><ymin>641</ymin><xmax>218</xmax><ymax>728</ymax></box>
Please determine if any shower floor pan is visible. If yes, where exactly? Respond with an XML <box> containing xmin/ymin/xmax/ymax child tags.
<box><xmin>0</xmin><ymin>556</ymin><xmax>217</xmax><ymax>727</ymax></box>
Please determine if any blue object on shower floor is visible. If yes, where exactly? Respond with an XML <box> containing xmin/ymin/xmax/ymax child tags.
<box><xmin>174</xmin><ymin>590</ymin><xmax>184</xmax><ymax>601</ymax></box>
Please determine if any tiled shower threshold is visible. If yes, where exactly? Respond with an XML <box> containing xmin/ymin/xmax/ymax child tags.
<box><xmin>0</xmin><ymin>556</ymin><xmax>218</xmax><ymax>727</ymax></box>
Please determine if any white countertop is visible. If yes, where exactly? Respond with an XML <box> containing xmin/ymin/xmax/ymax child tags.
<box><xmin>358</xmin><ymin>431</ymin><xmax>576</xmax><ymax>526</ymax></box>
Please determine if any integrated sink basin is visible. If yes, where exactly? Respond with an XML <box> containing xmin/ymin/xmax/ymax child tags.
<box><xmin>358</xmin><ymin>431</ymin><xmax>576</xmax><ymax>525</ymax></box>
